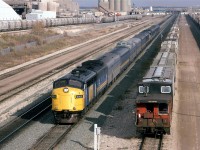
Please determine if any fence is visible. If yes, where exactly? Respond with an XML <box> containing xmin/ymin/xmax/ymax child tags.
<box><xmin>0</xmin><ymin>34</ymin><xmax>64</xmax><ymax>56</ymax></box>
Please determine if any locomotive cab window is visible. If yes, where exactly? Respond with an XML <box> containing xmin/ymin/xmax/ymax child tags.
<box><xmin>159</xmin><ymin>103</ymin><xmax>168</xmax><ymax>114</ymax></box>
<box><xmin>53</xmin><ymin>80</ymin><xmax>67</xmax><ymax>88</ymax></box>
<box><xmin>139</xmin><ymin>86</ymin><xmax>149</xmax><ymax>93</ymax></box>
<box><xmin>68</xmin><ymin>79</ymin><xmax>83</xmax><ymax>88</ymax></box>
<box><xmin>161</xmin><ymin>86</ymin><xmax>171</xmax><ymax>93</ymax></box>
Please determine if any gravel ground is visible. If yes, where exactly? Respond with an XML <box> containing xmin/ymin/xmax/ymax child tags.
<box><xmin>171</xmin><ymin>15</ymin><xmax>200</xmax><ymax>150</ymax></box>
<box><xmin>0</xmin><ymin>111</ymin><xmax>54</xmax><ymax>150</ymax></box>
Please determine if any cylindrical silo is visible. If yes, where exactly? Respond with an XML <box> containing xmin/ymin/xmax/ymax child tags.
<box><xmin>55</xmin><ymin>2</ymin><xmax>60</xmax><ymax>12</ymax></box>
<box><xmin>114</xmin><ymin>0</ymin><xmax>121</xmax><ymax>12</ymax></box>
<box><xmin>74</xmin><ymin>2</ymin><xmax>79</xmax><ymax>12</ymax></box>
<box><xmin>65</xmin><ymin>0</ymin><xmax>72</xmax><ymax>11</ymax></box>
<box><xmin>39</xmin><ymin>2</ymin><xmax>47</xmax><ymax>11</ymax></box>
<box><xmin>71</xmin><ymin>2</ymin><xmax>76</xmax><ymax>11</ymax></box>
<box><xmin>121</xmin><ymin>0</ymin><xmax>128</xmax><ymax>12</ymax></box>
<box><xmin>109</xmin><ymin>0</ymin><xmax>114</xmax><ymax>11</ymax></box>
<box><xmin>47</xmin><ymin>2</ymin><xmax>57</xmax><ymax>12</ymax></box>
<box><xmin>127</xmin><ymin>0</ymin><xmax>132</xmax><ymax>11</ymax></box>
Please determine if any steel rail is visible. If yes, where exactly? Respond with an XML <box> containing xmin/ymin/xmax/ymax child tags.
<box><xmin>139</xmin><ymin>134</ymin><xmax>163</xmax><ymax>150</ymax></box>
<box><xmin>0</xmin><ymin>97</ymin><xmax>51</xmax><ymax>145</ymax></box>
<box><xmin>30</xmin><ymin>124</ymin><xmax>74</xmax><ymax>150</ymax></box>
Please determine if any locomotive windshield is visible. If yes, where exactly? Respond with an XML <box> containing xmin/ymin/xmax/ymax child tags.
<box><xmin>139</xmin><ymin>86</ymin><xmax>149</xmax><ymax>93</ymax></box>
<box><xmin>68</xmin><ymin>79</ymin><xmax>83</xmax><ymax>88</ymax></box>
<box><xmin>53</xmin><ymin>79</ymin><xmax>83</xmax><ymax>89</ymax></box>
<box><xmin>138</xmin><ymin>83</ymin><xmax>172</xmax><ymax>94</ymax></box>
<box><xmin>54</xmin><ymin>80</ymin><xmax>67</xmax><ymax>88</ymax></box>
<box><xmin>161</xmin><ymin>86</ymin><xmax>171</xmax><ymax>93</ymax></box>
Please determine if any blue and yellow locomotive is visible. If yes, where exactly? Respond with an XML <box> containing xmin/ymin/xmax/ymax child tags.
<box><xmin>51</xmin><ymin>24</ymin><xmax>161</xmax><ymax>124</ymax></box>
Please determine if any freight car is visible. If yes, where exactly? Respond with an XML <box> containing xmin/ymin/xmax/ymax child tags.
<box><xmin>189</xmin><ymin>13</ymin><xmax>200</xmax><ymax>27</ymax></box>
<box><xmin>51</xmin><ymin>21</ymin><xmax>162</xmax><ymax>124</ymax></box>
<box><xmin>0</xmin><ymin>15</ymin><xmax>142</xmax><ymax>32</ymax></box>
<box><xmin>101</xmin><ymin>15</ymin><xmax>142</xmax><ymax>23</ymax></box>
<box><xmin>135</xmin><ymin>17</ymin><xmax>179</xmax><ymax>135</ymax></box>
<box><xmin>0</xmin><ymin>17</ymin><xmax>96</xmax><ymax>31</ymax></box>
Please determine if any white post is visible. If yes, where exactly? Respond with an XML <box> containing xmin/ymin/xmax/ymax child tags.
<box><xmin>97</xmin><ymin>127</ymin><xmax>101</xmax><ymax>150</ymax></box>
<box><xmin>94</xmin><ymin>124</ymin><xmax>97</xmax><ymax>150</ymax></box>
<box><xmin>94</xmin><ymin>124</ymin><xmax>101</xmax><ymax>150</ymax></box>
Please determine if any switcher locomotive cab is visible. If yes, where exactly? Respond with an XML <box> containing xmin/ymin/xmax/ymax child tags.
<box><xmin>135</xmin><ymin>66</ymin><xmax>174</xmax><ymax>134</ymax></box>
<box><xmin>136</xmin><ymin>82</ymin><xmax>172</xmax><ymax>134</ymax></box>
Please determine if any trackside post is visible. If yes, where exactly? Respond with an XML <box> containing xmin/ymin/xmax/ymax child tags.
<box><xmin>94</xmin><ymin>124</ymin><xmax>101</xmax><ymax>150</ymax></box>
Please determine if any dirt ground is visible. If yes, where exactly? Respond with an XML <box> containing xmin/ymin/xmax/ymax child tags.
<box><xmin>172</xmin><ymin>15</ymin><xmax>200</xmax><ymax>150</ymax></box>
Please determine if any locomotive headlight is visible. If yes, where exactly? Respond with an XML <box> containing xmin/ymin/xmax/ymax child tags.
<box><xmin>63</xmin><ymin>88</ymin><xmax>69</xmax><ymax>93</ymax></box>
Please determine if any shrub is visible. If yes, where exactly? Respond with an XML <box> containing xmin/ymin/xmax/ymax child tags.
<box><xmin>31</xmin><ymin>21</ymin><xmax>45</xmax><ymax>36</ymax></box>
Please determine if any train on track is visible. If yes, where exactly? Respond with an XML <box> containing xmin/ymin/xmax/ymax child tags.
<box><xmin>50</xmin><ymin>16</ymin><xmax>166</xmax><ymax>124</ymax></box>
<box><xmin>135</xmin><ymin>17</ymin><xmax>179</xmax><ymax>135</ymax></box>
<box><xmin>189</xmin><ymin>13</ymin><xmax>200</xmax><ymax>27</ymax></box>
<box><xmin>0</xmin><ymin>15</ymin><xmax>142</xmax><ymax>32</ymax></box>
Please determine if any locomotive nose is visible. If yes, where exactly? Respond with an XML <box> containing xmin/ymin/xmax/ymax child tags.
<box><xmin>52</xmin><ymin>87</ymin><xmax>84</xmax><ymax>112</ymax></box>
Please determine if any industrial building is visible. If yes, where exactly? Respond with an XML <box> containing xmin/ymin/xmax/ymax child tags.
<box><xmin>99</xmin><ymin>0</ymin><xmax>132</xmax><ymax>13</ymax></box>
<box><xmin>31</xmin><ymin>0</ymin><xmax>79</xmax><ymax>17</ymax></box>
<box><xmin>3</xmin><ymin>0</ymin><xmax>80</xmax><ymax>18</ymax></box>
<box><xmin>0</xmin><ymin>0</ymin><xmax>21</xmax><ymax>20</ymax></box>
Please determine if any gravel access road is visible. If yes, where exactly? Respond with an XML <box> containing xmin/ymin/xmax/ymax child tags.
<box><xmin>172</xmin><ymin>15</ymin><xmax>200</xmax><ymax>149</ymax></box>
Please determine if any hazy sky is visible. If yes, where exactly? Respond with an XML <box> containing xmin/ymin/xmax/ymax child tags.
<box><xmin>75</xmin><ymin>0</ymin><xmax>200</xmax><ymax>7</ymax></box>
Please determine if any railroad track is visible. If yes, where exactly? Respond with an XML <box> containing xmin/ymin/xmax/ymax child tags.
<box><xmin>0</xmin><ymin>29</ymin><xmax>31</xmax><ymax>36</ymax></box>
<box><xmin>139</xmin><ymin>134</ymin><xmax>163</xmax><ymax>150</ymax></box>
<box><xmin>0</xmin><ymin>97</ymin><xmax>51</xmax><ymax>146</ymax></box>
<box><xmin>30</xmin><ymin>125</ymin><xmax>73</xmax><ymax>150</ymax></box>
<box><xmin>0</xmin><ymin>19</ymin><xmax>163</xmax><ymax>103</ymax></box>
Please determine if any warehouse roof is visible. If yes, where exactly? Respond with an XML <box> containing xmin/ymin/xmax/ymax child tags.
<box><xmin>0</xmin><ymin>0</ymin><xmax>21</xmax><ymax>20</ymax></box>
